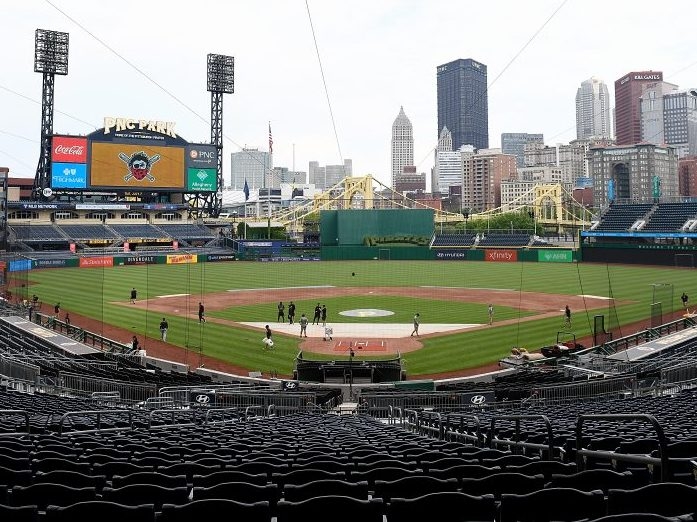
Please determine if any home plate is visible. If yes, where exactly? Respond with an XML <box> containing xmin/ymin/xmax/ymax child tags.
<box><xmin>335</xmin><ymin>340</ymin><xmax>387</xmax><ymax>352</ymax></box>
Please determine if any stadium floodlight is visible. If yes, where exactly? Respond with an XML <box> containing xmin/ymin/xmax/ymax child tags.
<box><xmin>207</xmin><ymin>54</ymin><xmax>234</xmax><ymax>93</ymax></box>
<box><xmin>34</xmin><ymin>29</ymin><xmax>69</xmax><ymax>75</ymax></box>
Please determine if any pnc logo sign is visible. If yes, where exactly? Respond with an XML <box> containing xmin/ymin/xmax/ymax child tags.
<box><xmin>52</xmin><ymin>136</ymin><xmax>88</xmax><ymax>163</ymax></box>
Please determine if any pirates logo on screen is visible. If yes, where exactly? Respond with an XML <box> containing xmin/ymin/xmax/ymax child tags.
<box><xmin>118</xmin><ymin>150</ymin><xmax>160</xmax><ymax>182</ymax></box>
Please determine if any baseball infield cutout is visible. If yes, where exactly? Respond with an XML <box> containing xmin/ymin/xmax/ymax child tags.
<box><xmin>240</xmin><ymin>322</ymin><xmax>478</xmax><ymax>338</ymax></box>
<box><xmin>339</xmin><ymin>308</ymin><xmax>394</xmax><ymax>317</ymax></box>
<box><xmin>127</xmin><ymin>286</ymin><xmax>619</xmax><ymax>356</ymax></box>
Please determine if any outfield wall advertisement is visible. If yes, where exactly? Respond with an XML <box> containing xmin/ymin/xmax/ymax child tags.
<box><xmin>485</xmin><ymin>249</ymin><xmax>518</xmax><ymax>262</ymax></box>
<box><xmin>538</xmin><ymin>250</ymin><xmax>573</xmax><ymax>263</ymax></box>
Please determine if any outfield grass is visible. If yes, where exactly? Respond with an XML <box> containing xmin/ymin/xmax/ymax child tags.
<box><xmin>24</xmin><ymin>260</ymin><xmax>692</xmax><ymax>377</ymax></box>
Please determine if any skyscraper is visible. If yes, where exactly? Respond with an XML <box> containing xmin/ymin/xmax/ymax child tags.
<box><xmin>501</xmin><ymin>133</ymin><xmax>544</xmax><ymax>168</ymax></box>
<box><xmin>576</xmin><ymin>77</ymin><xmax>612</xmax><ymax>140</ymax></box>
<box><xmin>391</xmin><ymin>106</ymin><xmax>414</xmax><ymax>187</ymax></box>
<box><xmin>230</xmin><ymin>148</ymin><xmax>271</xmax><ymax>190</ymax></box>
<box><xmin>433</xmin><ymin>126</ymin><xmax>464</xmax><ymax>195</ymax></box>
<box><xmin>640</xmin><ymin>81</ymin><xmax>678</xmax><ymax>147</ymax></box>
<box><xmin>663</xmin><ymin>89</ymin><xmax>697</xmax><ymax>158</ymax></box>
<box><xmin>615</xmin><ymin>71</ymin><xmax>663</xmax><ymax>145</ymax></box>
<box><xmin>437</xmin><ymin>58</ymin><xmax>489</xmax><ymax>150</ymax></box>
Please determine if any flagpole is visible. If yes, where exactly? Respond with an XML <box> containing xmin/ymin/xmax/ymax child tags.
<box><xmin>268</xmin><ymin>121</ymin><xmax>272</xmax><ymax>239</ymax></box>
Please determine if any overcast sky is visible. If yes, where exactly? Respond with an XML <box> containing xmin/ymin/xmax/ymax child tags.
<box><xmin>1</xmin><ymin>0</ymin><xmax>695</xmax><ymax>189</ymax></box>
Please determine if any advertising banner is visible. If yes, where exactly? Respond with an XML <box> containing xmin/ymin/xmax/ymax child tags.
<box><xmin>33</xmin><ymin>258</ymin><xmax>79</xmax><ymax>268</ymax></box>
<box><xmin>433</xmin><ymin>250</ymin><xmax>467</xmax><ymax>260</ymax></box>
<box><xmin>186</xmin><ymin>168</ymin><xmax>217</xmax><ymax>192</ymax></box>
<box><xmin>90</xmin><ymin>142</ymin><xmax>185</xmax><ymax>189</ymax></box>
<box><xmin>485</xmin><ymin>249</ymin><xmax>518</xmax><ymax>262</ymax></box>
<box><xmin>123</xmin><ymin>255</ymin><xmax>159</xmax><ymax>265</ymax></box>
<box><xmin>51</xmin><ymin>162</ymin><xmax>87</xmax><ymax>189</ymax></box>
<box><xmin>166</xmin><ymin>254</ymin><xmax>197</xmax><ymax>265</ymax></box>
<box><xmin>538</xmin><ymin>250</ymin><xmax>573</xmax><ymax>263</ymax></box>
<box><xmin>52</xmin><ymin>136</ymin><xmax>88</xmax><ymax>163</ymax></box>
<box><xmin>79</xmin><ymin>256</ymin><xmax>114</xmax><ymax>268</ymax></box>
<box><xmin>206</xmin><ymin>253</ymin><xmax>237</xmax><ymax>262</ymax></box>
<box><xmin>9</xmin><ymin>259</ymin><xmax>32</xmax><ymax>272</ymax></box>
<box><xmin>186</xmin><ymin>145</ymin><xmax>218</xmax><ymax>169</ymax></box>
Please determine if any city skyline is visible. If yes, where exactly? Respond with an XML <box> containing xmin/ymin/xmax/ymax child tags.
<box><xmin>1</xmin><ymin>1</ymin><xmax>696</xmax><ymax>190</ymax></box>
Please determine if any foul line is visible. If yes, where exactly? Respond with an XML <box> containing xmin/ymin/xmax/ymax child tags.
<box><xmin>157</xmin><ymin>293</ymin><xmax>190</xmax><ymax>298</ymax></box>
<box><xmin>227</xmin><ymin>285</ymin><xmax>335</xmax><ymax>292</ymax></box>
<box><xmin>421</xmin><ymin>286</ymin><xmax>516</xmax><ymax>291</ymax></box>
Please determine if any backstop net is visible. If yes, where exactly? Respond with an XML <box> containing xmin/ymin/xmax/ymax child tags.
<box><xmin>650</xmin><ymin>283</ymin><xmax>674</xmax><ymax>327</ymax></box>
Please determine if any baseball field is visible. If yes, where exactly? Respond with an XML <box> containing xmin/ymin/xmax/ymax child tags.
<box><xmin>23</xmin><ymin>260</ymin><xmax>692</xmax><ymax>378</ymax></box>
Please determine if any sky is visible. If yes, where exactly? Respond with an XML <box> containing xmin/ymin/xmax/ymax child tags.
<box><xmin>1</xmin><ymin>0</ymin><xmax>696</xmax><ymax>190</ymax></box>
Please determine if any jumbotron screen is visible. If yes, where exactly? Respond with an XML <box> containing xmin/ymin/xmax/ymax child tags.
<box><xmin>90</xmin><ymin>143</ymin><xmax>185</xmax><ymax>189</ymax></box>
<box><xmin>49</xmin><ymin>118</ymin><xmax>219</xmax><ymax>193</ymax></box>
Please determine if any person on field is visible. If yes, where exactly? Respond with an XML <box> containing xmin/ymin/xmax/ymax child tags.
<box><xmin>277</xmin><ymin>301</ymin><xmax>285</xmax><ymax>322</ymax></box>
<box><xmin>288</xmin><ymin>301</ymin><xmax>296</xmax><ymax>324</ymax></box>
<box><xmin>299</xmin><ymin>313</ymin><xmax>309</xmax><ymax>338</ymax></box>
<box><xmin>263</xmin><ymin>324</ymin><xmax>274</xmax><ymax>349</ymax></box>
<box><xmin>130</xmin><ymin>335</ymin><xmax>139</xmax><ymax>353</ymax></box>
<box><xmin>682</xmin><ymin>292</ymin><xmax>689</xmax><ymax>309</ymax></box>
<box><xmin>198</xmin><ymin>302</ymin><xmax>205</xmax><ymax>323</ymax></box>
<box><xmin>411</xmin><ymin>313</ymin><xmax>420</xmax><ymax>337</ymax></box>
<box><xmin>159</xmin><ymin>317</ymin><xmax>169</xmax><ymax>341</ymax></box>
<box><xmin>488</xmin><ymin>304</ymin><xmax>494</xmax><ymax>325</ymax></box>
<box><xmin>564</xmin><ymin>305</ymin><xmax>572</xmax><ymax>327</ymax></box>
<box><xmin>313</xmin><ymin>303</ymin><xmax>321</xmax><ymax>325</ymax></box>
<box><xmin>130</xmin><ymin>287</ymin><xmax>137</xmax><ymax>304</ymax></box>
<box><xmin>321</xmin><ymin>305</ymin><xmax>327</xmax><ymax>327</ymax></box>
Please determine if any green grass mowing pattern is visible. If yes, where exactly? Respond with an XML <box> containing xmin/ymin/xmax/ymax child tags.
<box><xmin>210</xmin><ymin>295</ymin><xmax>530</xmax><ymax>324</ymax></box>
<box><xmin>24</xmin><ymin>260</ymin><xmax>694</xmax><ymax>376</ymax></box>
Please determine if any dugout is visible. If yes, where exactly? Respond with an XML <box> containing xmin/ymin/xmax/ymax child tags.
<box><xmin>320</xmin><ymin>209</ymin><xmax>434</xmax><ymax>260</ymax></box>
<box><xmin>294</xmin><ymin>351</ymin><xmax>405</xmax><ymax>384</ymax></box>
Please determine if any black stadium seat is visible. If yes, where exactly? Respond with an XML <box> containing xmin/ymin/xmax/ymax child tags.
<box><xmin>159</xmin><ymin>499</ymin><xmax>270</xmax><ymax>522</ymax></box>
<box><xmin>388</xmin><ymin>492</ymin><xmax>496</xmax><ymax>522</ymax></box>
<box><xmin>276</xmin><ymin>495</ymin><xmax>384</xmax><ymax>522</ymax></box>
<box><xmin>44</xmin><ymin>501</ymin><xmax>155</xmax><ymax>522</ymax></box>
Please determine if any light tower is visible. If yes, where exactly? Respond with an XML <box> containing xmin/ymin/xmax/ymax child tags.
<box><xmin>33</xmin><ymin>29</ymin><xmax>69</xmax><ymax>199</ymax></box>
<box><xmin>188</xmin><ymin>54</ymin><xmax>234</xmax><ymax>218</ymax></box>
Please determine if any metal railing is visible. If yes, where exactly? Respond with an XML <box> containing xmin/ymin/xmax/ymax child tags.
<box><xmin>57</xmin><ymin>409</ymin><xmax>135</xmax><ymax>435</ymax></box>
<box><xmin>488</xmin><ymin>414</ymin><xmax>555</xmax><ymax>458</ymax></box>
<box><xmin>0</xmin><ymin>356</ymin><xmax>40</xmax><ymax>383</ymax></box>
<box><xmin>0</xmin><ymin>409</ymin><xmax>30</xmax><ymax>435</ymax></box>
<box><xmin>443</xmin><ymin>413</ymin><xmax>484</xmax><ymax>446</ymax></box>
<box><xmin>61</xmin><ymin>372</ymin><xmax>157</xmax><ymax>403</ymax></box>
<box><xmin>576</xmin><ymin>413</ymin><xmax>670</xmax><ymax>482</ymax></box>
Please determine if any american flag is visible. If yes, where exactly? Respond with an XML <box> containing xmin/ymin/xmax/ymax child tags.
<box><xmin>268</xmin><ymin>122</ymin><xmax>273</xmax><ymax>154</ymax></box>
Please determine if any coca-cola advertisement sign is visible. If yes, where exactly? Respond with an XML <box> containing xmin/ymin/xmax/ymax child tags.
<box><xmin>52</xmin><ymin>136</ymin><xmax>88</xmax><ymax>163</ymax></box>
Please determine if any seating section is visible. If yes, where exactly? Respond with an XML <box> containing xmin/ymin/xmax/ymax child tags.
<box><xmin>642</xmin><ymin>202</ymin><xmax>697</xmax><ymax>232</ymax></box>
<box><xmin>11</xmin><ymin>225</ymin><xmax>66</xmax><ymax>242</ymax></box>
<box><xmin>477</xmin><ymin>234</ymin><xmax>532</xmax><ymax>247</ymax></box>
<box><xmin>0</xmin><ymin>409</ymin><xmax>693</xmax><ymax>520</ymax></box>
<box><xmin>594</xmin><ymin>203</ymin><xmax>654</xmax><ymax>232</ymax></box>
<box><xmin>157</xmin><ymin>224</ymin><xmax>215</xmax><ymax>242</ymax></box>
<box><xmin>108</xmin><ymin>224</ymin><xmax>170</xmax><ymax>239</ymax></box>
<box><xmin>57</xmin><ymin>224</ymin><xmax>120</xmax><ymax>241</ymax></box>
<box><xmin>431</xmin><ymin>234</ymin><xmax>477</xmax><ymax>247</ymax></box>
